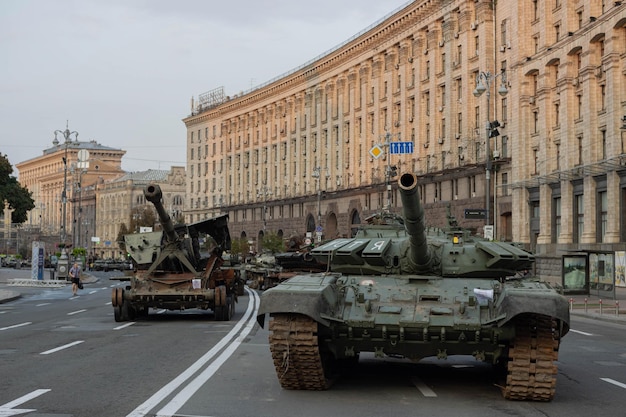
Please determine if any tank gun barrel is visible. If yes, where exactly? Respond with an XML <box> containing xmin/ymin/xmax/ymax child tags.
<box><xmin>144</xmin><ymin>184</ymin><xmax>178</xmax><ymax>243</ymax></box>
<box><xmin>398</xmin><ymin>173</ymin><xmax>432</xmax><ymax>271</ymax></box>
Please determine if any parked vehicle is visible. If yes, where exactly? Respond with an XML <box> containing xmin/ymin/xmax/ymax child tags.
<box><xmin>257</xmin><ymin>172</ymin><xmax>570</xmax><ymax>401</ymax></box>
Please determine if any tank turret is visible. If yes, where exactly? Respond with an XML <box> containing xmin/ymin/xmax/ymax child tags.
<box><xmin>398</xmin><ymin>172</ymin><xmax>433</xmax><ymax>272</ymax></box>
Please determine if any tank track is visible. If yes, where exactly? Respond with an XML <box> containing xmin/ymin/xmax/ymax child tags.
<box><xmin>503</xmin><ymin>315</ymin><xmax>559</xmax><ymax>401</ymax></box>
<box><xmin>268</xmin><ymin>314</ymin><xmax>330</xmax><ymax>390</ymax></box>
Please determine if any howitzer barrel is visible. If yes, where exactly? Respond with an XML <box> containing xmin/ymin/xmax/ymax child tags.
<box><xmin>398</xmin><ymin>173</ymin><xmax>432</xmax><ymax>271</ymax></box>
<box><xmin>144</xmin><ymin>184</ymin><xmax>178</xmax><ymax>243</ymax></box>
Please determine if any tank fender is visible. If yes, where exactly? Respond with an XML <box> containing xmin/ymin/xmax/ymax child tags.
<box><xmin>256</xmin><ymin>278</ymin><xmax>339</xmax><ymax>328</ymax></box>
<box><xmin>495</xmin><ymin>289</ymin><xmax>570</xmax><ymax>335</ymax></box>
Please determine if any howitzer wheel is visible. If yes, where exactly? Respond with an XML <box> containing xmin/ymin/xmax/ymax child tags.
<box><xmin>116</xmin><ymin>288</ymin><xmax>124</xmax><ymax>307</ymax></box>
<box><xmin>113</xmin><ymin>305</ymin><xmax>122</xmax><ymax>322</ymax></box>
<box><xmin>268</xmin><ymin>314</ymin><xmax>333</xmax><ymax>390</ymax></box>
<box><xmin>502</xmin><ymin>314</ymin><xmax>560</xmax><ymax>401</ymax></box>
<box><xmin>111</xmin><ymin>288</ymin><xmax>118</xmax><ymax>307</ymax></box>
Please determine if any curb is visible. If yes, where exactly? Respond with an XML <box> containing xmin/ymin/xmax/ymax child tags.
<box><xmin>0</xmin><ymin>291</ymin><xmax>21</xmax><ymax>304</ymax></box>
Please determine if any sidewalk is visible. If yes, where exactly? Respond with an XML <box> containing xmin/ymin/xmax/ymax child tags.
<box><xmin>0</xmin><ymin>267</ymin><xmax>98</xmax><ymax>304</ymax></box>
<box><xmin>566</xmin><ymin>286</ymin><xmax>626</xmax><ymax>324</ymax></box>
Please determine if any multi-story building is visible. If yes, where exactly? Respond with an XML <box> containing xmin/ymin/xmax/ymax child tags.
<box><xmin>182</xmin><ymin>0</ymin><xmax>625</xmax><ymax>285</ymax></box>
<box><xmin>16</xmin><ymin>138</ymin><xmax>126</xmax><ymax>249</ymax></box>
<box><xmin>93</xmin><ymin>168</ymin><xmax>186</xmax><ymax>259</ymax></box>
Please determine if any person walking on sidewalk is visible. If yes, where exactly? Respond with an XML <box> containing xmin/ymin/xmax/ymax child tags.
<box><xmin>69</xmin><ymin>262</ymin><xmax>81</xmax><ymax>296</ymax></box>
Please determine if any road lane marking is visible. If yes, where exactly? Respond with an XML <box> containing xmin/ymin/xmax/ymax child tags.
<box><xmin>127</xmin><ymin>288</ymin><xmax>259</xmax><ymax>417</ymax></box>
<box><xmin>89</xmin><ymin>290</ymin><xmax>97</xmax><ymax>295</ymax></box>
<box><xmin>36</xmin><ymin>303</ymin><xmax>51</xmax><ymax>307</ymax></box>
<box><xmin>157</xmin><ymin>290</ymin><xmax>261</xmax><ymax>416</ymax></box>
<box><xmin>570</xmin><ymin>329</ymin><xmax>594</xmax><ymax>336</ymax></box>
<box><xmin>411</xmin><ymin>376</ymin><xmax>438</xmax><ymax>397</ymax></box>
<box><xmin>40</xmin><ymin>340</ymin><xmax>84</xmax><ymax>355</ymax></box>
<box><xmin>0</xmin><ymin>389</ymin><xmax>50</xmax><ymax>416</ymax></box>
<box><xmin>601</xmin><ymin>378</ymin><xmax>626</xmax><ymax>389</ymax></box>
<box><xmin>114</xmin><ymin>322</ymin><xmax>136</xmax><ymax>330</ymax></box>
<box><xmin>67</xmin><ymin>309</ymin><xmax>87</xmax><ymax>316</ymax></box>
<box><xmin>0</xmin><ymin>322</ymin><xmax>31</xmax><ymax>331</ymax></box>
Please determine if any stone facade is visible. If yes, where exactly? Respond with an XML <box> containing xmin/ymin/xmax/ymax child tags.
<box><xmin>16</xmin><ymin>139</ymin><xmax>126</xmax><ymax>247</ymax></box>
<box><xmin>181</xmin><ymin>0</ymin><xmax>624</xmax><ymax>281</ymax></box>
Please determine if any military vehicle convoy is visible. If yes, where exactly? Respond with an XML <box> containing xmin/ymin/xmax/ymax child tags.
<box><xmin>112</xmin><ymin>184</ymin><xmax>237</xmax><ymax>321</ymax></box>
<box><xmin>257</xmin><ymin>172</ymin><xmax>570</xmax><ymax>401</ymax></box>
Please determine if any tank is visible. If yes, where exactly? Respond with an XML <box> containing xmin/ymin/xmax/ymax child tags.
<box><xmin>111</xmin><ymin>183</ymin><xmax>238</xmax><ymax>321</ymax></box>
<box><xmin>257</xmin><ymin>172</ymin><xmax>570</xmax><ymax>401</ymax></box>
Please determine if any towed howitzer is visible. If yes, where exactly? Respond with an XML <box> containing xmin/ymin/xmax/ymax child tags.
<box><xmin>112</xmin><ymin>184</ymin><xmax>238</xmax><ymax>321</ymax></box>
<box><xmin>257</xmin><ymin>172</ymin><xmax>570</xmax><ymax>401</ymax></box>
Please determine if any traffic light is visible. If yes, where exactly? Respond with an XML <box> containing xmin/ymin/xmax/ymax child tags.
<box><xmin>388</xmin><ymin>165</ymin><xmax>398</xmax><ymax>177</ymax></box>
<box><xmin>489</xmin><ymin>120</ymin><xmax>500</xmax><ymax>137</ymax></box>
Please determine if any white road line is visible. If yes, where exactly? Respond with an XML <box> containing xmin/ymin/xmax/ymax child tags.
<box><xmin>67</xmin><ymin>309</ymin><xmax>87</xmax><ymax>316</ymax></box>
<box><xmin>0</xmin><ymin>389</ymin><xmax>50</xmax><ymax>416</ymax></box>
<box><xmin>89</xmin><ymin>290</ymin><xmax>97</xmax><ymax>295</ymax></box>
<box><xmin>157</xmin><ymin>290</ymin><xmax>260</xmax><ymax>416</ymax></box>
<box><xmin>570</xmin><ymin>329</ymin><xmax>594</xmax><ymax>336</ymax></box>
<box><xmin>0</xmin><ymin>322</ymin><xmax>31</xmax><ymax>331</ymax></box>
<box><xmin>36</xmin><ymin>303</ymin><xmax>51</xmax><ymax>307</ymax></box>
<box><xmin>601</xmin><ymin>378</ymin><xmax>626</xmax><ymax>389</ymax></box>
<box><xmin>40</xmin><ymin>340</ymin><xmax>84</xmax><ymax>355</ymax></box>
<box><xmin>411</xmin><ymin>376</ymin><xmax>438</xmax><ymax>397</ymax></box>
<box><xmin>127</xmin><ymin>288</ymin><xmax>259</xmax><ymax>417</ymax></box>
<box><xmin>114</xmin><ymin>322</ymin><xmax>136</xmax><ymax>330</ymax></box>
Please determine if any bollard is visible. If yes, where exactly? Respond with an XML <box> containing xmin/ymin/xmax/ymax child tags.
<box><xmin>569</xmin><ymin>298</ymin><xmax>573</xmax><ymax>311</ymax></box>
<box><xmin>617</xmin><ymin>301</ymin><xmax>620</xmax><ymax>317</ymax></box>
<box><xmin>600</xmin><ymin>299</ymin><xmax>603</xmax><ymax>315</ymax></box>
<box><xmin>584</xmin><ymin>298</ymin><xmax>588</xmax><ymax>313</ymax></box>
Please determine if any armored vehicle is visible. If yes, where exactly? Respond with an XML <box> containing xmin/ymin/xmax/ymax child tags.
<box><xmin>257</xmin><ymin>173</ymin><xmax>570</xmax><ymax>401</ymax></box>
<box><xmin>112</xmin><ymin>184</ymin><xmax>237</xmax><ymax>321</ymax></box>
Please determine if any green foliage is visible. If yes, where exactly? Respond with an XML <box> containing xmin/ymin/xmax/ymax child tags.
<box><xmin>261</xmin><ymin>232</ymin><xmax>285</xmax><ymax>254</ymax></box>
<box><xmin>129</xmin><ymin>206</ymin><xmax>157</xmax><ymax>232</ymax></box>
<box><xmin>0</xmin><ymin>154</ymin><xmax>35</xmax><ymax>224</ymax></box>
<box><xmin>116</xmin><ymin>223</ymin><xmax>129</xmax><ymax>252</ymax></box>
<box><xmin>229</xmin><ymin>237</ymin><xmax>249</xmax><ymax>257</ymax></box>
<box><xmin>72</xmin><ymin>247</ymin><xmax>86</xmax><ymax>257</ymax></box>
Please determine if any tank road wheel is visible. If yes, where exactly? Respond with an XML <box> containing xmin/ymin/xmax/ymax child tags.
<box><xmin>116</xmin><ymin>288</ymin><xmax>124</xmax><ymax>308</ymax></box>
<box><xmin>502</xmin><ymin>314</ymin><xmax>560</xmax><ymax>401</ymax></box>
<box><xmin>268</xmin><ymin>313</ymin><xmax>334</xmax><ymax>390</ymax></box>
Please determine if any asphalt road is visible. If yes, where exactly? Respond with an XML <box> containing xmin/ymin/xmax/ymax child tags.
<box><xmin>1</xmin><ymin>268</ymin><xmax>626</xmax><ymax>416</ymax></box>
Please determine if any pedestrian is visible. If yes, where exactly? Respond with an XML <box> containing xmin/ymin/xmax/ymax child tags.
<box><xmin>69</xmin><ymin>262</ymin><xmax>81</xmax><ymax>296</ymax></box>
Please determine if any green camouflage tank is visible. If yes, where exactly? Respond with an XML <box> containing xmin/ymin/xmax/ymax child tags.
<box><xmin>257</xmin><ymin>172</ymin><xmax>570</xmax><ymax>401</ymax></box>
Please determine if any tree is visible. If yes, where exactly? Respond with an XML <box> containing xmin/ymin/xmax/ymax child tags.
<box><xmin>261</xmin><ymin>232</ymin><xmax>285</xmax><ymax>254</ymax></box>
<box><xmin>0</xmin><ymin>154</ymin><xmax>35</xmax><ymax>224</ymax></box>
<box><xmin>116</xmin><ymin>223</ymin><xmax>129</xmax><ymax>253</ymax></box>
<box><xmin>229</xmin><ymin>237</ymin><xmax>249</xmax><ymax>261</ymax></box>
<box><xmin>129</xmin><ymin>206</ymin><xmax>157</xmax><ymax>232</ymax></box>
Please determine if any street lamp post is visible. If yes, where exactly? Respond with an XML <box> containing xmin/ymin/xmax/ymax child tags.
<box><xmin>257</xmin><ymin>183</ymin><xmax>272</xmax><ymax>231</ymax></box>
<box><xmin>383</xmin><ymin>132</ymin><xmax>398</xmax><ymax>210</ymax></box>
<box><xmin>53</xmin><ymin>122</ymin><xmax>79</xmax><ymax>246</ymax></box>
<box><xmin>473</xmin><ymin>70</ymin><xmax>508</xmax><ymax>238</ymax></box>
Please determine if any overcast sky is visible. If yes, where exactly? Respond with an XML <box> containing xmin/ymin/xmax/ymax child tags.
<box><xmin>1</xmin><ymin>0</ymin><xmax>410</xmax><ymax>175</ymax></box>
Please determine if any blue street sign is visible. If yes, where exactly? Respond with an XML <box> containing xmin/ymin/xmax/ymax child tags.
<box><xmin>389</xmin><ymin>141</ymin><xmax>414</xmax><ymax>154</ymax></box>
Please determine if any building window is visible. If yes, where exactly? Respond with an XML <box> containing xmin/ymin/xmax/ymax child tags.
<box><xmin>574</xmin><ymin>193</ymin><xmax>584</xmax><ymax>243</ymax></box>
<box><xmin>553</xmin><ymin>196</ymin><xmax>561</xmax><ymax>243</ymax></box>
<box><xmin>598</xmin><ymin>190</ymin><xmax>607</xmax><ymax>242</ymax></box>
